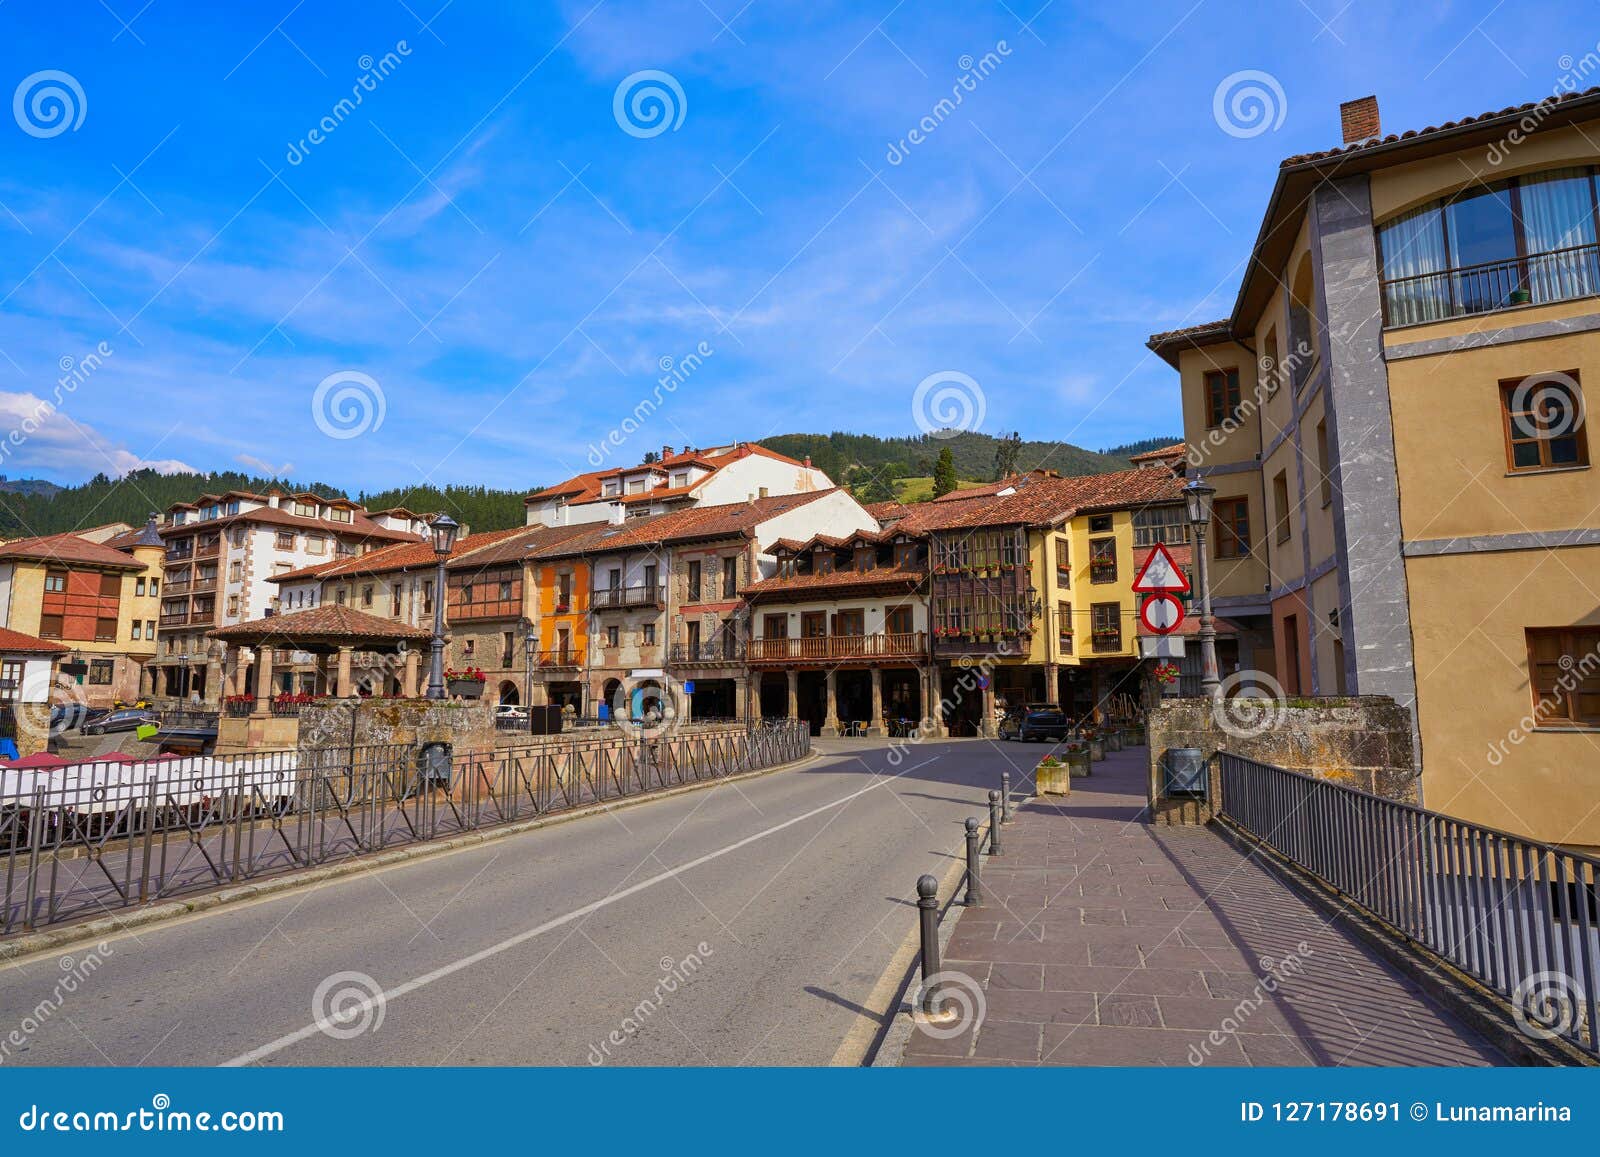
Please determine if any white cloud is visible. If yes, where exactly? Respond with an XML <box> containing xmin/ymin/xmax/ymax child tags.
<box><xmin>0</xmin><ymin>391</ymin><xmax>195</xmax><ymax>479</ymax></box>
<box><xmin>236</xmin><ymin>453</ymin><xmax>295</xmax><ymax>476</ymax></box>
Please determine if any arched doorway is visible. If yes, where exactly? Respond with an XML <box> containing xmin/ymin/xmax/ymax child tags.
<box><xmin>498</xmin><ymin>680</ymin><xmax>520</xmax><ymax>706</ymax></box>
<box><xmin>600</xmin><ymin>678</ymin><xmax>623</xmax><ymax>720</ymax></box>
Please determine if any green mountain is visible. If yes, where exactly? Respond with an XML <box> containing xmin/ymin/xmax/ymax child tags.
<box><xmin>1098</xmin><ymin>435</ymin><xmax>1183</xmax><ymax>458</ymax></box>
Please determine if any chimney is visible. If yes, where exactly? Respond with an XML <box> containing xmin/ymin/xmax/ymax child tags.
<box><xmin>608</xmin><ymin>502</ymin><xmax>626</xmax><ymax>526</ymax></box>
<box><xmin>661</xmin><ymin>444</ymin><xmax>672</xmax><ymax>460</ymax></box>
<box><xmin>1339</xmin><ymin>95</ymin><xmax>1380</xmax><ymax>145</ymax></box>
<box><xmin>803</xmin><ymin>456</ymin><xmax>812</xmax><ymax>468</ymax></box>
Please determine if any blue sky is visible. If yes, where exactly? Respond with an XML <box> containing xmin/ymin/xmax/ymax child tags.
<box><xmin>0</xmin><ymin>0</ymin><xmax>1594</xmax><ymax>493</ymax></box>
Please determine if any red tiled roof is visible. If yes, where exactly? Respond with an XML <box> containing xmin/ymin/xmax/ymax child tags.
<box><xmin>211</xmin><ymin>604</ymin><xmax>430</xmax><ymax>643</ymax></box>
<box><xmin>532</xmin><ymin>491</ymin><xmax>838</xmax><ymax>560</ymax></box>
<box><xmin>1280</xmin><ymin>87</ymin><xmax>1600</xmax><ymax>167</ymax></box>
<box><xmin>525</xmin><ymin>442</ymin><xmax>813</xmax><ymax>507</ymax></box>
<box><xmin>0</xmin><ymin>532</ymin><xmax>145</xmax><ymax>570</ymax></box>
<box><xmin>888</xmin><ymin>469</ymin><xmax>1185</xmax><ymax>534</ymax></box>
<box><xmin>161</xmin><ymin>505</ymin><xmax>422</xmax><ymax>547</ymax></box>
<box><xmin>0</xmin><ymin>626</ymin><xmax>67</xmax><ymax>654</ymax></box>
<box><xmin>269</xmin><ymin>525</ymin><xmax>536</xmax><ymax>584</ymax></box>
<box><xmin>1127</xmin><ymin>442</ymin><xmax>1186</xmax><ymax>463</ymax></box>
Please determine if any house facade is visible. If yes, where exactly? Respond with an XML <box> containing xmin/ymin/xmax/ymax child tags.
<box><xmin>1151</xmin><ymin>89</ymin><xmax>1600</xmax><ymax>852</ymax></box>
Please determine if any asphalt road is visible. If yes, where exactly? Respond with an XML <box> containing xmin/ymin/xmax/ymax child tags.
<box><xmin>0</xmin><ymin>737</ymin><xmax>1029</xmax><ymax>1067</ymax></box>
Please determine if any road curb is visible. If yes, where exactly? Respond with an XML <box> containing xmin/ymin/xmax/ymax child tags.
<box><xmin>0</xmin><ymin>748</ymin><xmax>825</xmax><ymax>966</ymax></box>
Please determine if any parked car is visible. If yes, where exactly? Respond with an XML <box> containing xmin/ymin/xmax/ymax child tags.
<box><xmin>494</xmin><ymin>704</ymin><xmax>530</xmax><ymax>721</ymax></box>
<box><xmin>1018</xmin><ymin>708</ymin><xmax>1072</xmax><ymax>743</ymax></box>
<box><xmin>997</xmin><ymin>709</ymin><xmax>1026</xmax><ymax>740</ymax></box>
<box><xmin>81</xmin><ymin>708</ymin><xmax>160</xmax><ymax>737</ymax></box>
<box><xmin>48</xmin><ymin>704</ymin><xmax>107</xmax><ymax>733</ymax></box>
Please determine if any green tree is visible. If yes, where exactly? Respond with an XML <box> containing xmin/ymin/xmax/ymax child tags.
<box><xmin>932</xmin><ymin>446</ymin><xmax>958</xmax><ymax>497</ymax></box>
<box><xmin>993</xmin><ymin>431</ymin><xmax>1022</xmax><ymax>480</ymax></box>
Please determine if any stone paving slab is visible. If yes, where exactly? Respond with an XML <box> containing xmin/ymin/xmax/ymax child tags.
<box><xmin>901</xmin><ymin>744</ymin><xmax>1505</xmax><ymax>1068</ymax></box>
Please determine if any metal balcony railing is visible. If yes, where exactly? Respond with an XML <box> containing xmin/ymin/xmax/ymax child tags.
<box><xmin>592</xmin><ymin>584</ymin><xmax>666</xmax><ymax>609</ymax></box>
<box><xmin>669</xmin><ymin>639</ymin><xmax>746</xmax><ymax>665</ymax></box>
<box><xmin>1381</xmin><ymin>242</ymin><xmax>1600</xmax><ymax>327</ymax></box>
<box><xmin>747</xmin><ymin>632</ymin><xmax>925</xmax><ymax>664</ymax></box>
<box><xmin>530</xmin><ymin>649</ymin><xmax>583</xmax><ymax>669</ymax></box>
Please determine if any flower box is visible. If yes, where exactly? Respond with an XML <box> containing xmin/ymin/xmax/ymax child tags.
<box><xmin>1066</xmin><ymin>746</ymin><xmax>1092</xmax><ymax>777</ymax></box>
<box><xmin>1035</xmin><ymin>756</ymin><xmax>1071</xmax><ymax>796</ymax></box>
<box><xmin>1106</xmin><ymin>729</ymin><xmax>1123</xmax><ymax>752</ymax></box>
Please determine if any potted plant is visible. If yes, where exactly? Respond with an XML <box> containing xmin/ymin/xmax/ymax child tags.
<box><xmin>1065</xmin><ymin>741</ymin><xmax>1092</xmax><ymax>777</ymax></box>
<box><xmin>223</xmin><ymin>694</ymin><xmax>255</xmax><ymax>717</ymax></box>
<box><xmin>1081</xmin><ymin>725</ymin><xmax>1105</xmax><ymax>762</ymax></box>
<box><xmin>1106</xmin><ymin>726</ymin><xmax>1123</xmax><ymax>753</ymax></box>
<box><xmin>445</xmin><ymin>666</ymin><xmax>487</xmax><ymax>699</ymax></box>
<box><xmin>1035</xmin><ymin>753</ymin><xmax>1071</xmax><ymax>796</ymax></box>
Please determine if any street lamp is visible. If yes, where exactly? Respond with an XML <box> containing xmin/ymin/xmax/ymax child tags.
<box><xmin>523</xmin><ymin>625</ymin><xmax>537</xmax><ymax>733</ymax></box>
<box><xmin>425</xmin><ymin>514</ymin><xmax>459</xmax><ymax>700</ymax></box>
<box><xmin>1183</xmin><ymin>478</ymin><xmax>1221</xmax><ymax>696</ymax></box>
<box><xmin>177</xmin><ymin>653</ymin><xmax>190</xmax><ymax>702</ymax></box>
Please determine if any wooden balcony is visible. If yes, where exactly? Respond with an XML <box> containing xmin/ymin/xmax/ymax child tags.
<box><xmin>747</xmin><ymin>632</ymin><xmax>925</xmax><ymax>665</ymax></box>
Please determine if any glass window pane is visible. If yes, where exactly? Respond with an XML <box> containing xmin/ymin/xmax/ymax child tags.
<box><xmin>1548</xmin><ymin>437</ymin><xmax>1580</xmax><ymax>465</ymax></box>
<box><xmin>1512</xmin><ymin>441</ymin><xmax>1542</xmax><ymax>468</ymax></box>
<box><xmin>1447</xmin><ymin>185</ymin><xmax>1518</xmax><ymax>267</ymax></box>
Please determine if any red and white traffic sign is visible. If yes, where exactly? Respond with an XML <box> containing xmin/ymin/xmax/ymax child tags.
<box><xmin>1131</xmin><ymin>542</ymin><xmax>1191</xmax><ymax>594</ymax></box>
<box><xmin>1140</xmin><ymin>593</ymin><xmax>1186</xmax><ymax>635</ymax></box>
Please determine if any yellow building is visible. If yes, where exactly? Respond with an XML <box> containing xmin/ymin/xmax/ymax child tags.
<box><xmin>0</xmin><ymin>516</ymin><xmax>164</xmax><ymax>708</ymax></box>
<box><xmin>1150</xmin><ymin>90</ymin><xmax>1600</xmax><ymax>852</ymax></box>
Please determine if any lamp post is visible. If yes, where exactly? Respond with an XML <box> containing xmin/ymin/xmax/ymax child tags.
<box><xmin>177</xmin><ymin>653</ymin><xmax>190</xmax><ymax>702</ymax></box>
<box><xmin>1183</xmin><ymin>479</ymin><xmax>1221</xmax><ymax>696</ymax></box>
<box><xmin>523</xmin><ymin>626</ymin><xmax>537</xmax><ymax>734</ymax></box>
<box><xmin>425</xmin><ymin>515</ymin><xmax>459</xmax><ymax>700</ymax></box>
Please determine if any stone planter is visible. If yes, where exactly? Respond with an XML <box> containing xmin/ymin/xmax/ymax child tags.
<box><xmin>1035</xmin><ymin>760</ymin><xmax>1071</xmax><ymax>796</ymax></box>
<box><xmin>1106</xmin><ymin>730</ymin><xmax>1123</xmax><ymax>752</ymax></box>
<box><xmin>1126</xmin><ymin>727</ymin><xmax>1145</xmax><ymax>746</ymax></box>
<box><xmin>1066</xmin><ymin>747</ymin><xmax>1092</xmax><ymax>778</ymax></box>
<box><xmin>448</xmin><ymin>678</ymin><xmax>485</xmax><ymax>700</ymax></box>
<box><xmin>1089</xmin><ymin>739</ymin><xmax>1105</xmax><ymax>762</ymax></box>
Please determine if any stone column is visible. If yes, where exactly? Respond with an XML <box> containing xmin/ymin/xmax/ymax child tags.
<box><xmin>335</xmin><ymin>646</ymin><xmax>354</xmax><ymax>698</ymax></box>
<box><xmin>733</xmin><ymin>676</ymin><xmax>749</xmax><ymax>721</ymax></box>
<box><xmin>868</xmin><ymin>667</ymin><xmax>883</xmax><ymax>736</ymax></box>
<box><xmin>786</xmin><ymin>669</ymin><xmax>798</xmax><ymax>719</ymax></box>
<box><xmin>403</xmin><ymin>649</ymin><xmax>420</xmax><ymax>698</ymax></box>
<box><xmin>980</xmin><ymin>678</ymin><xmax>997</xmax><ymax>738</ymax></box>
<box><xmin>254</xmin><ymin>646</ymin><xmax>275</xmax><ymax>714</ymax></box>
<box><xmin>822</xmin><ymin>669</ymin><xmax>840</xmax><ymax>736</ymax></box>
<box><xmin>1045</xmin><ymin>662</ymin><xmax>1060</xmax><ymax>706</ymax></box>
<box><xmin>203</xmin><ymin>650</ymin><xmax>223</xmax><ymax>707</ymax></box>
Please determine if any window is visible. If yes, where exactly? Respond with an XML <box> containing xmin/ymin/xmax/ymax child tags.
<box><xmin>643</xmin><ymin>623</ymin><xmax>656</xmax><ymax>645</ymax></box>
<box><xmin>1527</xmin><ymin>628</ymin><xmax>1600</xmax><ymax>726</ymax></box>
<box><xmin>1378</xmin><ymin>166</ymin><xmax>1600</xmax><ymax>325</ymax></box>
<box><xmin>1272</xmin><ymin>471</ymin><xmax>1292</xmax><ymax>544</ymax></box>
<box><xmin>44</xmin><ymin>571</ymin><xmax>66</xmax><ymax>593</ymax></box>
<box><xmin>723</xmin><ymin>556</ymin><xmax>738</xmax><ymax>597</ymax></box>
<box><xmin>672</xmin><ymin>472</ymin><xmax>688</xmax><ymax>487</ymax></box>
<box><xmin>150</xmin><ymin>578</ymin><xmax>159</xmax><ymax>596</ymax></box>
<box><xmin>1054</xmin><ymin>538</ymin><xmax>1070</xmax><ymax>587</ymax></box>
<box><xmin>603</xmin><ymin>481</ymin><xmax>620</xmax><ymax>497</ymax></box>
<box><xmin>132</xmin><ymin>621</ymin><xmax>142</xmax><ymax>640</ymax></box>
<box><xmin>88</xmin><ymin>659</ymin><xmax>114</xmax><ymax>685</ymax></box>
<box><xmin>1089</xmin><ymin>538</ymin><xmax>1116</xmax><ymax>584</ymax></box>
<box><xmin>294</xmin><ymin>501</ymin><xmax>316</xmax><ymax>518</ymax></box>
<box><xmin>1262</xmin><ymin>330</ymin><xmax>1280</xmax><ymax>397</ymax></box>
<box><xmin>1132</xmin><ymin>506</ymin><xmax>1188</xmax><ymax>548</ymax></box>
<box><xmin>628</xmin><ymin>479</ymin><xmax>646</xmax><ymax>493</ymax></box>
<box><xmin>361</xmin><ymin>584</ymin><xmax>374</xmax><ymax>608</ymax></box>
<box><xmin>94</xmin><ymin>616</ymin><xmax>117</xmax><ymax>642</ymax></box>
<box><xmin>329</xmin><ymin>507</ymin><xmax>352</xmax><ymax>523</ymax></box>
<box><xmin>1090</xmin><ymin>603</ymin><xmax>1121</xmax><ymax>652</ymax></box>
<box><xmin>462</xmin><ymin>639</ymin><xmax>475</xmax><ymax>657</ymax></box>
<box><xmin>834</xmin><ymin>610</ymin><xmax>865</xmax><ymax>636</ymax></box>
<box><xmin>229</xmin><ymin>561</ymin><xmax>243</xmax><ymax>582</ymax></box>
<box><xmin>306</xmin><ymin>536</ymin><xmax>326</xmax><ymax>555</ymax></box>
<box><xmin>145</xmin><ymin>619</ymin><xmax>155</xmax><ymax>639</ymax></box>
<box><xmin>1500</xmin><ymin>372</ymin><xmax>1589</xmax><ymax>472</ymax></box>
<box><xmin>1315</xmin><ymin>420</ymin><xmax>1332</xmax><ymax>506</ymax></box>
<box><xmin>276</xmin><ymin>532</ymin><xmax>295</xmax><ymax>550</ymax></box>
<box><xmin>1204</xmin><ymin>368</ymin><xmax>1242</xmax><ymax>428</ymax></box>
<box><xmin>644</xmin><ymin>563</ymin><xmax>658</xmax><ymax>592</ymax></box>
<box><xmin>1057</xmin><ymin>602</ymin><xmax>1073</xmax><ymax>653</ymax></box>
<box><xmin>686</xmin><ymin>560</ymin><xmax>702</xmax><ymax>601</ymax></box>
<box><xmin>462</xmin><ymin>583</ymin><xmax>474</xmax><ymax>604</ymax></box>
<box><xmin>391</xmin><ymin>589</ymin><xmax>401</xmax><ymax>617</ymax></box>
<box><xmin>1214</xmin><ymin>497</ymin><xmax>1251</xmax><ymax>559</ymax></box>
<box><xmin>557</xmin><ymin>573</ymin><xmax>572</xmax><ymax>607</ymax></box>
<box><xmin>499</xmin><ymin>580</ymin><xmax>513</xmax><ymax>601</ymax></box>
<box><xmin>1088</xmin><ymin>514</ymin><xmax>1113</xmax><ymax>533</ymax></box>
<box><xmin>887</xmin><ymin>605</ymin><xmax>913</xmax><ymax>635</ymax></box>
<box><xmin>801</xmin><ymin>612</ymin><xmax>827</xmax><ymax>638</ymax></box>
<box><xmin>227</xmin><ymin>595</ymin><xmax>240</xmax><ymax>617</ymax></box>
<box><xmin>606</xmin><ymin>625</ymin><xmax>620</xmax><ymax>647</ymax></box>
<box><xmin>99</xmin><ymin>572</ymin><xmax>121</xmax><ymax>597</ymax></box>
<box><xmin>135</xmin><ymin>577</ymin><xmax>147</xmax><ymax>596</ymax></box>
<box><xmin>335</xmin><ymin>589</ymin><xmax>347</xmax><ymax>606</ymax></box>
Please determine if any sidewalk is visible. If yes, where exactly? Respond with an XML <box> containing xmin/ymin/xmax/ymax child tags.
<box><xmin>901</xmin><ymin>744</ymin><xmax>1505</xmax><ymax>1067</ymax></box>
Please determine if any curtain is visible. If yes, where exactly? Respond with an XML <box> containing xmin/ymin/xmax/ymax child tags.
<box><xmin>1378</xmin><ymin>203</ymin><xmax>1450</xmax><ymax>326</ymax></box>
<box><xmin>1520</xmin><ymin>167</ymin><xmax>1599</xmax><ymax>304</ymax></box>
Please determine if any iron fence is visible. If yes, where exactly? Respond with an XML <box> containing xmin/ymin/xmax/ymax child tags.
<box><xmin>1218</xmin><ymin>752</ymin><xmax>1600</xmax><ymax>1058</ymax></box>
<box><xmin>1</xmin><ymin>721</ymin><xmax>810</xmax><ymax>936</ymax></box>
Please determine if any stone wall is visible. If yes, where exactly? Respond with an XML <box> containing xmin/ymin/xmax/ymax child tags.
<box><xmin>1147</xmin><ymin>695</ymin><xmax>1416</xmax><ymax>825</ymax></box>
<box><xmin>297</xmin><ymin>698</ymin><xmax>495</xmax><ymax>758</ymax></box>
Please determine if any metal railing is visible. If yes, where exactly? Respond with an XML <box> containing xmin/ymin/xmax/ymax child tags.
<box><xmin>747</xmin><ymin>632</ymin><xmax>925</xmax><ymax>664</ymax></box>
<box><xmin>591</xmin><ymin>584</ymin><xmax>666</xmax><ymax>609</ymax></box>
<box><xmin>1218</xmin><ymin>752</ymin><xmax>1600</xmax><ymax>1058</ymax></box>
<box><xmin>529</xmin><ymin>649</ymin><xmax>583</xmax><ymax>669</ymax></box>
<box><xmin>669</xmin><ymin>639</ymin><xmax>746</xmax><ymax>664</ymax></box>
<box><xmin>1</xmin><ymin>721</ymin><xmax>810</xmax><ymax>935</ymax></box>
<box><xmin>1380</xmin><ymin>242</ymin><xmax>1600</xmax><ymax>326</ymax></box>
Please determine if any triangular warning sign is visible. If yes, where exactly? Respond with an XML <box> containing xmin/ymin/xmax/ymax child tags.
<box><xmin>1131</xmin><ymin>542</ymin><xmax>1191</xmax><ymax>594</ymax></box>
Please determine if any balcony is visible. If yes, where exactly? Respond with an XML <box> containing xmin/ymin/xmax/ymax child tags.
<box><xmin>670</xmin><ymin>639</ymin><xmax>746</xmax><ymax>666</ymax></box>
<box><xmin>747</xmin><ymin>632</ymin><xmax>925</xmax><ymax>665</ymax></box>
<box><xmin>195</xmin><ymin>540</ymin><xmax>221</xmax><ymax>559</ymax></box>
<box><xmin>1091</xmin><ymin>629</ymin><xmax>1123</xmax><ymax>654</ymax></box>
<box><xmin>159</xmin><ymin>611</ymin><xmax>191</xmax><ymax>626</ymax></box>
<box><xmin>165</xmin><ymin>547</ymin><xmax>192</xmax><ymax>563</ymax></box>
<box><xmin>164</xmin><ymin>580</ymin><xmax>191</xmax><ymax>595</ymax></box>
<box><xmin>1381</xmin><ymin>242</ymin><xmax>1600</xmax><ymax>327</ymax></box>
<box><xmin>530</xmin><ymin>649</ymin><xmax>583</xmax><ymax>670</ymax></box>
<box><xmin>191</xmin><ymin>577</ymin><xmax>217</xmax><ymax>593</ymax></box>
<box><xmin>591</xmin><ymin>584</ymin><xmax>666</xmax><ymax>610</ymax></box>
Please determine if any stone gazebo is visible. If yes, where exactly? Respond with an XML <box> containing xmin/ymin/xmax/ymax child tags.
<box><xmin>210</xmin><ymin>604</ymin><xmax>432</xmax><ymax>750</ymax></box>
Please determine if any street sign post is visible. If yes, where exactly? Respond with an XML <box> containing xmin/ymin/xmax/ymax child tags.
<box><xmin>1131</xmin><ymin>542</ymin><xmax>1191</xmax><ymax>595</ymax></box>
<box><xmin>1139</xmin><ymin>593</ymin><xmax>1185</xmax><ymax>635</ymax></box>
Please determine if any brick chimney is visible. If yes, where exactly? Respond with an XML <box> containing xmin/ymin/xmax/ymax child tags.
<box><xmin>1339</xmin><ymin>95</ymin><xmax>1380</xmax><ymax>145</ymax></box>
<box><xmin>661</xmin><ymin>444</ymin><xmax>673</xmax><ymax>460</ymax></box>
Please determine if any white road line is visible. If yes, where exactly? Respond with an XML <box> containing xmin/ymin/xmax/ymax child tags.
<box><xmin>223</xmin><ymin>757</ymin><xmax>934</xmax><ymax>1067</ymax></box>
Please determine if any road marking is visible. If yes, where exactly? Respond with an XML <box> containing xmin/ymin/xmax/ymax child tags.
<box><xmin>223</xmin><ymin>758</ymin><xmax>935</xmax><ymax>1067</ymax></box>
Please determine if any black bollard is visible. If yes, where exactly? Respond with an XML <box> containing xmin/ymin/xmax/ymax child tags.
<box><xmin>987</xmin><ymin>790</ymin><xmax>1003</xmax><ymax>855</ymax></box>
<box><xmin>1001</xmin><ymin>770</ymin><xmax>1013</xmax><ymax>822</ymax></box>
<box><xmin>964</xmin><ymin>818</ymin><xmax>983</xmax><ymax>906</ymax></box>
<box><xmin>916</xmin><ymin>874</ymin><xmax>943</xmax><ymax>1016</ymax></box>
